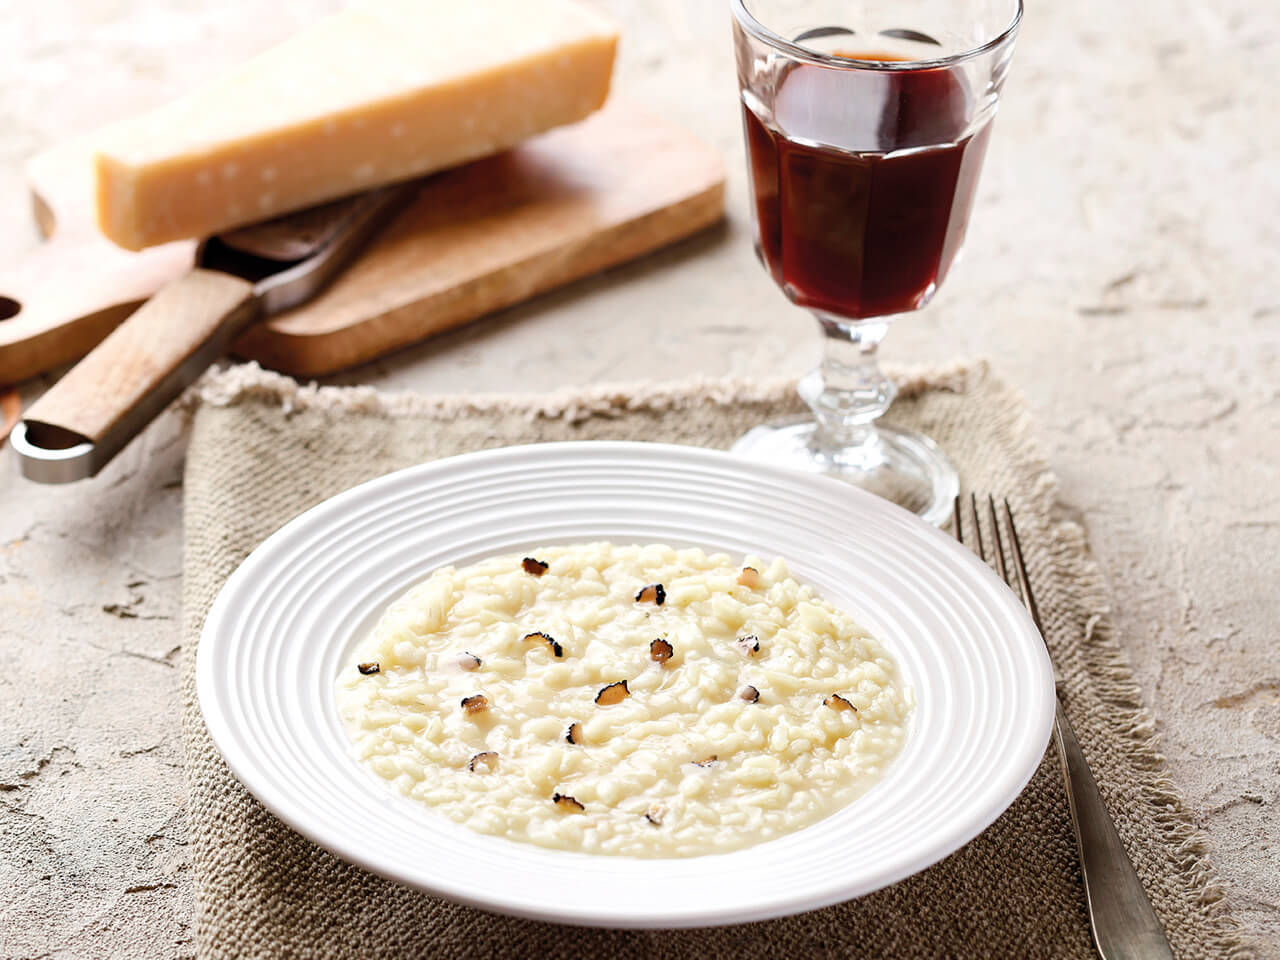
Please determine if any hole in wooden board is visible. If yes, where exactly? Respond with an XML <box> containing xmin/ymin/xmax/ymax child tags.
<box><xmin>0</xmin><ymin>297</ymin><xmax>20</xmax><ymax>321</ymax></box>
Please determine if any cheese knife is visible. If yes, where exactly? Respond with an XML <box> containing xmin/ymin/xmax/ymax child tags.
<box><xmin>10</xmin><ymin>181</ymin><xmax>417</xmax><ymax>483</ymax></box>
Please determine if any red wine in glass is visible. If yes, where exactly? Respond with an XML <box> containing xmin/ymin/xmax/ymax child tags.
<box><xmin>743</xmin><ymin>52</ymin><xmax>992</xmax><ymax>319</ymax></box>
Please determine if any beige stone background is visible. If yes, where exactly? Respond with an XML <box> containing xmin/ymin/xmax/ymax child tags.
<box><xmin>1</xmin><ymin>0</ymin><xmax>1277</xmax><ymax>957</ymax></box>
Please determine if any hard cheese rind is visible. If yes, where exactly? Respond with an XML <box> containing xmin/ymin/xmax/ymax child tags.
<box><xmin>93</xmin><ymin>0</ymin><xmax>618</xmax><ymax>251</ymax></box>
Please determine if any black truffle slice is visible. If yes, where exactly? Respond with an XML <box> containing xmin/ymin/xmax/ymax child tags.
<box><xmin>594</xmin><ymin>681</ymin><xmax>630</xmax><ymax>706</ymax></box>
<box><xmin>523</xmin><ymin>631</ymin><xmax>564</xmax><ymax>658</ymax></box>
<box><xmin>552</xmin><ymin>792</ymin><xmax>585</xmax><ymax>813</ymax></box>
<box><xmin>635</xmin><ymin>583</ymin><xmax>666</xmax><ymax>605</ymax></box>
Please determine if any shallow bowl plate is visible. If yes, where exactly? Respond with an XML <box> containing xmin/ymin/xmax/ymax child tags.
<box><xmin>198</xmin><ymin>441</ymin><xmax>1055</xmax><ymax>928</ymax></box>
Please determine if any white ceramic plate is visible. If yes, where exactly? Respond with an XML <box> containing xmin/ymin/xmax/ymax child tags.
<box><xmin>198</xmin><ymin>441</ymin><xmax>1054</xmax><ymax>928</ymax></box>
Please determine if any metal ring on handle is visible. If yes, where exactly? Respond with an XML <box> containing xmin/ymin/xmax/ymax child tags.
<box><xmin>9</xmin><ymin>420</ymin><xmax>99</xmax><ymax>483</ymax></box>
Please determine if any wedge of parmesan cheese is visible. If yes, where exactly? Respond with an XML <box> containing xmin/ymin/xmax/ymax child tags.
<box><xmin>94</xmin><ymin>0</ymin><xmax>618</xmax><ymax>250</ymax></box>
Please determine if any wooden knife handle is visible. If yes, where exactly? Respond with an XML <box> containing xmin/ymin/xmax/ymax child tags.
<box><xmin>17</xmin><ymin>269</ymin><xmax>256</xmax><ymax>480</ymax></box>
<box><xmin>0</xmin><ymin>235</ymin><xmax>195</xmax><ymax>385</ymax></box>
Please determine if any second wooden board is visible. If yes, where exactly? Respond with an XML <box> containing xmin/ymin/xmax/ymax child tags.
<box><xmin>232</xmin><ymin>101</ymin><xmax>726</xmax><ymax>377</ymax></box>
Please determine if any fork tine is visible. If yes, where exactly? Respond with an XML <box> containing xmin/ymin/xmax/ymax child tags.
<box><xmin>1001</xmin><ymin>499</ymin><xmax>1044</xmax><ymax>634</ymax></box>
<box><xmin>969</xmin><ymin>492</ymin><xmax>985</xmax><ymax>562</ymax></box>
<box><xmin>986</xmin><ymin>494</ymin><xmax>1009</xmax><ymax>585</ymax></box>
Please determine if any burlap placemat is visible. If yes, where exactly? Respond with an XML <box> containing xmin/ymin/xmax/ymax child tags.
<box><xmin>180</xmin><ymin>360</ymin><xmax>1245</xmax><ymax>959</ymax></box>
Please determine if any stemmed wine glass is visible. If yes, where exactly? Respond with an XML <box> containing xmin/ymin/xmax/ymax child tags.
<box><xmin>730</xmin><ymin>0</ymin><xmax>1022</xmax><ymax>525</ymax></box>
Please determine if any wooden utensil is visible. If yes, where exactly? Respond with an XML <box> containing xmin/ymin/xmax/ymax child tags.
<box><xmin>0</xmin><ymin>101</ymin><xmax>726</xmax><ymax>382</ymax></box>
<box><xmin>11</xmin><ymin>184</ymin><xmax>416</xmax><ymax>483</ymax></box>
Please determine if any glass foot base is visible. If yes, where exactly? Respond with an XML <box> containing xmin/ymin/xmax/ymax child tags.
<box><xmin>731</xmin><ymin>420</ymin><xmax>958</xmax><ymax>527</ymax></box>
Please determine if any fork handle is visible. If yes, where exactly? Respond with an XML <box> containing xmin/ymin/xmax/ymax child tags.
<box><xmin>1055</xmin><ymin>700</ymin><xmax>1175</xmax><ymax>959</ymax></box>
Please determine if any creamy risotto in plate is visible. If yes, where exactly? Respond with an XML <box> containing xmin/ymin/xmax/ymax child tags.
<box><xmin>337</xmin><ymin>543</ymin><xmax>912</xmax><ymax>857</ymax></box>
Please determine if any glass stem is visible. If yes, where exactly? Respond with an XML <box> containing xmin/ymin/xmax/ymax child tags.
<box><xmin>798</xmin><ymin>313</ymin><xmax>898</xmax><ymax>453</ymax></box>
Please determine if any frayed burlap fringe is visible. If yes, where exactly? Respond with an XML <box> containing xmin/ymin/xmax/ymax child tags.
<box><xmin>187</xmin><ymin>359</ymin><xmax>979</xmax><ymax>425</ymax></box>
<box><xmin>991</xmin><ymin>414</ymin><xmax>1246</xmax><ymax>955</ymax></box>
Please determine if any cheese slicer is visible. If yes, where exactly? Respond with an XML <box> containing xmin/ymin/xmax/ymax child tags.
<box><xmin>10</xmin><ymin>180</ymin><xmax>419</xmax><ymax>483</ymax></box>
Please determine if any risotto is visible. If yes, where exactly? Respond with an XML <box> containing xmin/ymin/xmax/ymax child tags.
<box><xmin>337</xmin><ymin>543</ymin><xmax>912</xmax><ymax>857</ymax></box>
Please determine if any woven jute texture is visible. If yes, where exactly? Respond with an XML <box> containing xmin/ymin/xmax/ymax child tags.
<box><xmin>181</xmin><ymin>361</ymin><xmax>1244</xmax><ymax>960</ymax></box>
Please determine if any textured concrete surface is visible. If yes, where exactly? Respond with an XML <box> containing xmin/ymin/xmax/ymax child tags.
<box><xmin>1</xmin><ymin>0</ymin><xmax>1277</xmax><ymax>957</ymax></box>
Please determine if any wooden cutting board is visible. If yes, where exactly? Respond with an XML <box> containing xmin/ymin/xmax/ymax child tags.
<box><xmin>0</xmin><ymin>135</ymin><xmax>197</xmax><ymax>385</ymax></box>
<box><xmin>0</xmin><ymin>100</ymin><xmax>724</xmax><ymax>382</ymax></box>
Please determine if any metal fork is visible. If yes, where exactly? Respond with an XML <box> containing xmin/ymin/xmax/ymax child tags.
<box><xmin>954</xmin><ymin>494</ymin><xmax>1175</xmax><ymax>960</ymax></box>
